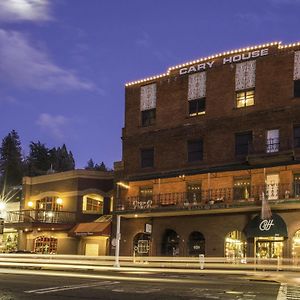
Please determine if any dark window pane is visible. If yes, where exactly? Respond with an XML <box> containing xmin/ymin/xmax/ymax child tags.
<box><xmin>188</xmin><ymin>140</ymin><xmax>203</xmax><ymax>162</ymax></box>
<box><xmin>294</xmin><ymin>80</ymin><xmax>300</xmax><ymax>98</ymax></box>
<box><xmin>189</xmin><ymin>98</ymin><xmax>206</xmax><ymax>116</ymax></box>
<box><xmin>235</xmin><ymin>132</ymin><xmax>252</xmax><ymax>156</ymax></box>
<box><xmin>294</xmin><ymin>126</ymin><xmax>300</xmax><ymax>148</ymax></box>
<box><xmin>141</xmin><ymin>109</ymin><xmax>156</xmax><ymax>127</ymax></box>
<box><xmin>141</xmin><ymin>148</ymin><xmax>154</xmax><ymax>168</ymax></box>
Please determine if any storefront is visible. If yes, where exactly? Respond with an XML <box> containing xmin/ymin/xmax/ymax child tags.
<box><xmin>0</xmin><ymin>228</ymin><xmax>18</xmax><ymax>253</ymax></box>
<box><xmin>244</xmin><ymin>214</ymin><xmax>288</xmax><ymax>260</ymax></box>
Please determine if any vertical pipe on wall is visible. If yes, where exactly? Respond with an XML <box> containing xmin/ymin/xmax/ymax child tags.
<box><xmin>114</xmin><ymin>214</ymin><xmax>121</xmax><ymax>268</ymax></box>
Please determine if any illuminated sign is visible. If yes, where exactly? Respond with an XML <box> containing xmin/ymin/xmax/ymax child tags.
<box><xmin>179</xmin><ymin>48</ymin><xmax>269</xmax><ymax>75</ymax></box>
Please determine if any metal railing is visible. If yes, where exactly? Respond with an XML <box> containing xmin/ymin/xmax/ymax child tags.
<box><xmin>5</xmin><ymin>210</ymin><xmax>76</xmax><ymax>224</ymax></box>
<box><xmin>116</xmin><ymin>183</ymin><xmax>300</xmax><ymax>212</ymax></box>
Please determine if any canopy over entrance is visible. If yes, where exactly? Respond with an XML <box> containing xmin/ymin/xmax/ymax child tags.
<box><xmin>244</xmin><ymin>213</ymin><xmax>288</xmax><ymax>238</ymax></box>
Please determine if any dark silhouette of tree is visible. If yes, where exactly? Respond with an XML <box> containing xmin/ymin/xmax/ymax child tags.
<box><xmin>85</xmin><ymin>159</ymin><xmax>108</xmax><ymax>171</ymax></box>
<box><xmin>85</xmin><ymin>158</ymin><xmax>95</xmax><ymax>170</ymax></box>
<box><xmin>50</xmin><ymin>144</ymin><xmax>75</xmax><ymax>172</ymax></box>
<box><xmin>0</xmin><ymin>130</ymin><xmax>23</xmax><ymax>189</ymax></box>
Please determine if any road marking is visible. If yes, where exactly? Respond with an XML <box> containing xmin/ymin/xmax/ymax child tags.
<box><xmin>277</xmin><ymin>283</ymin><xmax>287</xmax><ymax>300</ymax></box>
<box><xmin>24</xmin><ymin>281</ymin><xmax>119</xmax><ymax>294</ymax></box>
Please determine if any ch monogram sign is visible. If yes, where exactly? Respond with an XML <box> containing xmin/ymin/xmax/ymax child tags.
<box><xmin>259</xmin><ymin>219</ymin><xmax>274</xmax><ymax>231</ymax></box>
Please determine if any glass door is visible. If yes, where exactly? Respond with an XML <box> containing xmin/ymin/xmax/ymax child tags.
<box><xmin>255</xmin><ymin>237</ymin><xmax>284</xmax><ymax>262</ymax></box>
<box><xmin>266</xmin><ymin>174</ymin><xmax>279</xmax><ymax>200</ymax></box>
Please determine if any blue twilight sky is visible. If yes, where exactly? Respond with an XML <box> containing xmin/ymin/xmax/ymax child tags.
<box><xmin>0</xmin><ymin>0</ymin><xmax>299</xmax><ymax>168</ymax></box>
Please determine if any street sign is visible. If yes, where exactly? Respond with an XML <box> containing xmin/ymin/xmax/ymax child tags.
<box><xmin>0</xmin><ymin>218</ymin><xmax>4</xmax><ymax>234</ymax></box>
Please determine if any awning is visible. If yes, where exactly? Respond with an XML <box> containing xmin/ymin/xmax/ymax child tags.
<box><xmin>244</xmin><ymin>213</ymin><xmax>288</xmax><ymax>238</ymax></box>
<box><xmin>69</xmin><ymin>221</ymin><xmax>111</xmax><ymax>237</ymax></box>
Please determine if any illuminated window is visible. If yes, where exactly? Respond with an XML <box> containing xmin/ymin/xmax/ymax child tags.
<box><xmin>34</xmin><ymin>236</ymin><xmax>57</xmax><ymax>254</ymax></box>
<box><xmin>189</xmin><ymin>98</ymin><xmax>206</xmax><ymax>116</ymax></box>
<box><xmin>141</xmin><ymin>108</ymin><xmax>156</xmax><ymax>126</ymax></box>
<box><xmin>236</xmin><ymin>90</ymin><xmax>254</xmax><ymax>108</ymax></box>
<box><xmin>141</xmin><ymin>148</ymin><xmax>154</xmax><ymax>168</ymax></box>
<box><xmin>233</xmin><ymin>177</ymin><xmax>251</xmax><ymax>201</ymax></box>
<box><xmin>188</xmin><ymin>139</ymin><xmax>203</xmax><ymax>162</ymax></box>
<box><xmin>139</xmin><ymin>187</ymin><xmax>153</xmax><ymax>203</ymax></box>
<box><xmin>186</xmin><ymin>183</ymin><xmax>202</xmax><ymax>203</ymax></box>
<box><xmin>36</xmin><ymin>197</ymin><xmax>61</xmax><ymax>211</ymax></box>
<box><xmin>225</xmin><ymin>231</ymin><xmax>246</xmax><ymax>261</ymax></box>
<box><xmin>294</xmin><ymin>174</ymin><xmax>300</xmax><ymax>197</ymax></box>
<box><xmin>82</xmin><ymin>194</ymin><xmax>103</xmax><ymax>213</ymax></box>
<box><xmin>266</xmin><ymin>129</ymin><xmax>279</xmax><ymax>153</ymax></box>
<box><xmin>235</xmin><ymin>131</ymin><xmax>252</xmax><ymax>156</ymax></box>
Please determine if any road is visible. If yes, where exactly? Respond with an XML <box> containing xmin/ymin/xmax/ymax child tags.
<box><xmin>0</xmin><ymin>267</ymin><xmax>295</xmax><ymax>300</ymax></box>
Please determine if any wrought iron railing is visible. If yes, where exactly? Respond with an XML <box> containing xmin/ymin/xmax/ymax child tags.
<box><xmin>5</xmin><ymin>210</ymin><xmax>76</xmax><ymax>224</ymax></box>
<box><xmin>116</xmin><ymin>183</ymin><xmax>300</xmax><ymax>212</ymax></box>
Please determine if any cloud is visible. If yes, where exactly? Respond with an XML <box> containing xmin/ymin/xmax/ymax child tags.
<box><xmin>36</xmin><ymin>113</ymin><xmax>68</xmax><ymax>140</ymax></box>
<box><xmin>0</xmin><ymin>0</ymin><xmax>52</xmax><ymax>22</ymax></box>
<box><xmin>0</xmin><ymin>29</ymin><xmax>97</xmax><ymax>92</ymax></box>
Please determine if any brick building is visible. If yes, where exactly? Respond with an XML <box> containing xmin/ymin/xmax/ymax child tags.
<box><xmin>114</xmin><ymin>41</ymin><xmax>300</xmax><ymax>262</ymax></box>
<box><xmin>4</xmin><ymin>170</ymin><xmax>113</xmax><ymax>255</ymax></box>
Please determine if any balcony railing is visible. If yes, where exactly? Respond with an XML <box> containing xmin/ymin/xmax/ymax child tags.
<box><xmin>116</xmin><ymin>183</ymin><xmax>300</xmax><ymax>212</ymax></box>
<box><xmin>5</xmin><ymin>209</ymin><xmax>76</xmax><ymax>224</ymax></box>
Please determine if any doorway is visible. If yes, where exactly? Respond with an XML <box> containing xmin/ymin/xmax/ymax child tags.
<box><xmin>266</xmin><ymin>174</ymin><xmax>279</xmax><ymax>200</ymax></box>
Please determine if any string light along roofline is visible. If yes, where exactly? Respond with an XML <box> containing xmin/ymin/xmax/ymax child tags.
<box><xmin>125</xmin><ymin>41</ymin><xmax>300</xmax><ymax>87</ymax></box>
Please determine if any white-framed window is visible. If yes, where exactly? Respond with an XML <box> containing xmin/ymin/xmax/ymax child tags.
<box><xmin>266</xmin><ymin>129</ymin><xmax>279</xmax><ymax>153</ymax></box>
<box><xmin>82</xmin><ymin>194</ymin><xmax>104</xmax><ymax>213</ymax></box>
<box><xmin>140</xmin><ymin>83</ymin><xmax>156</xmax><ymax>126</ymax></box>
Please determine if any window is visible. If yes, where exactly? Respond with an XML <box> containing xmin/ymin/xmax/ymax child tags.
<box><xmin>186</xmin><ymin>183</ymin><xmax>202</xmax><ymax>203</ymax></box>
<box><xmin>82</xmin><ymin>194</ymin><xmax>103</xmax><ymax>213</ymax></box>
<box><xmin>235</xmin><ymin>132</ymin><xmax>252</xmax><ymax>156</ymax></box>
<box><xmin>266</xmin><ymin>129</ymin><xmax>279</xmax><ymax>153</ymax></box>
<box><xmin>140</xmin><ymin>84</ymin><xmax>156</xmax><ymax>127</ymax></box>
<box><xmin>34</xmin><ymin>236</ymin><xmax>57</xmax><ymax>254</ymax></box>
<box><xmin>141</xmin><ymin>148</ymin><xmax>154</xmax><ymax>168</ymax></box>
<box><xmin>189</xmin><ymin>98</ymin><xmax>206</xmax><ymax>116</ymax></box>
<box><xmin>233</xmin><ymin>177</ymin><xmax>251</xmax><ymax>201</ymax></box>
<box><xmin>188</xmin><ymin>72</ymin><xmax>206</xmax><ymax>116</ymax></box>
<box><xmin>236</xmin><ymin>90</ymin><xmax>255</xmax><ymax>108</ymax></box>
<box><xmin>294</xmin><ymin>126</ymin><xmax>300</xmax><ymax>148</ymax></box>
<box><xmin>141</xmin><ymin>108</ymin><xmax>156</xmax><ymax>127</ymax></box>
<box><xmin>187</xmin><ymin>139</ymin><xmax>203</xmax><ymax>162</ymax></box>
<box><xmin>294</xmin><ymin>174</ymin><xmax>300</xmax><ymax>197</ymax></box>
<box><xmin>295</xmin><ymin>80</ymin><xmax>300</xmax><ymax>98</ymax></box>
<box><xmin>139</xmin><ymin>187</ymin><xmax>153</xmax><ymax>203</ymax></box>
<box><xmin>36</xmin><ymin>197</ymin><xmax>62</xmax><ymax>211</ymax></box>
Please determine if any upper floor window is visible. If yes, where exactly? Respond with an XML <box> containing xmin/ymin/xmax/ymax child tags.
<box><xmin>187</xmin><ymin>139</ymin><xmax>203</xmax><ymax>162</ymax></box>
<box><xmin>36</xmin><ymin>197</ymin><xmax>62</xmax><ymax>211</ymax></box>
<box><xmin>235</xmin><ymin>61</ymin><xmax>256</xmax><ymax>108</ymax></box>
<box><xmin>186</xmin><ymin>182</ymin><xmax>202</xmax><ymax>203</ymax></box>
<box><xmin>233</xmin><ymin>177</ymin><xmax>251</xmax><ymax>201</ymax></box>
<box><xmin>140</xmin><ymin>83</ymin><xmax>156</xmax><ymax>126</ymax></box>
<box><xmin>294</xmin><ymin>125</ymin><xmax>300</xmax><ymax>148</ymax></box>
<box><xmin>139</xmin><ymin>186</ymin><xmax>153</xmax><ymax>203</ymax></box>
<box><xmin>236</xmin><ymin>90</ymin><xmax>254</xmax><ymax>108</ymax></box>
<box><xmin>235</xmin><ymin>132</ymin><xmax>252</xmax><ymax>156</ymax></box>
<box><xmin>266</xmin><ymin>129</ymin><xmax>279</xmax><ymax>153</ymax></box>
<box><xmin>141</xmin><ymin>148</ymin><xmax>154</xmax><ymax>168</ymax></box>
<box><xmin>294</xmin><ymin>51</ymin><xmax>300</xmax><ymax>97</ymax></box>
<box><xmin>188</xmin><ymin>72</ymin><xmax>206</xmax><ymax>116</ymax></box>
<box><xmin>82</xmin><ymin>194</ymin><xmax>103</xmax><ymax>213</ymax></box>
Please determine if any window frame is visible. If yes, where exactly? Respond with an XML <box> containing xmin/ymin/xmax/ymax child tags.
<box><xmin>187</xmin><ymin>139</ymin><xmax>203</xmax><ymax>162</ymax></box>
<box><xmin>188</xmin><ymin>98</ymin><xmax>206</xmax><ymax>117</ymax></box>
<box><xmin>294</xmin><ymin>80</ymin><xmax>300</xmax><ymax>98</ymax></box>
<box><xmin>140</xmin><ymin>148</ymin><xmax>154</xmax><ymax>168</ymax></box>
<box><xmin>236</xmin><ymin>89</ymin><xmax>255</xmax><ymax>108</ymax></box>
<box><xmin>141</xmin><ymin>108</ymin><xmax>156</xmax><ymax>127</ymax></box>
<box><xmin>294</xmin><ymin>125</ymin><xmax>300</xmax><ymax>148</ymax></box>
<box><xmin>235</xmin><ymin>131</ymin><xmax>252</xmax><ymax>156</ymax></box>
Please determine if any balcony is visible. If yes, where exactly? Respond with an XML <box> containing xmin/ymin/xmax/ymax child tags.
<box><xmin>4</xmin><ymin>210</ymin><xmax>76</xmax><ymax>224</ymax></box>
<box><xmin>116</xmin><ymin>183</ymin><xmax>300</xmax><ymax>213</ymax></box>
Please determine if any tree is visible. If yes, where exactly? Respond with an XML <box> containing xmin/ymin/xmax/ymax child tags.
<box><xmin>0</xmin><ymin>130</ymin><xmax>23</xmax><ymax>189</ymax></box>
<box><xmin>85</xmin><ymin>158</ymin><xmax>95</xmax><ymax>170</ymax></box>
<box><xmin>85</xmin><ymin>159</ymin><xmax>108</xmax><ymax>171</ymax></box>
<box><xmin>25</xmin><ymin>141</ymin><xmax>51</xmax><ymax>176</ymax></box>
<box><xmin>50</xmin><ymin>144</ymin><xmax>75</xmax><ymax>172</ymax></box>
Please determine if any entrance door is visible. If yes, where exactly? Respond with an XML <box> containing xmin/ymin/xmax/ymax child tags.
<box><xmin>266</xmin><ymin>174</ymin><xmax>279</xmax><ymax>200</ymax></box>
<box><xmin>255</xmin><ymin>238</ymin><xmax>283</xmax><ymax>260</ymax></box>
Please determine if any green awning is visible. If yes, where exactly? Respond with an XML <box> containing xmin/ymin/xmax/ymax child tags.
<box><xmin>244</xmin><ymin>213</ymin><xmax>288</xmax><ymax>238</ymax></box>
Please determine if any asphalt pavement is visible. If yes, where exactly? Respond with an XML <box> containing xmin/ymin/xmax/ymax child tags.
<box><xmin>0</xmin><ymin>268</ymin><xmax>286</xmax><ymax>300</ymax></box>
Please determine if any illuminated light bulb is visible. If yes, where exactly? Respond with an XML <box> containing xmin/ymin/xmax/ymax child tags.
<box><xmin>28</xmin><ymin>201</ymin><xmax>33</xmax><ymax>208</ymax></box>
<box><xmin>0</xmin><ymin>202</ymin><xmax>5</xmax><ymax>210</ymax></box>
<box><xmin>56</xmin><ymin>198</ymin><xmax>63</xmax><ymax>205</ymax></box>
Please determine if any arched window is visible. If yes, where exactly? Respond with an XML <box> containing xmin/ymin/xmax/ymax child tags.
<box><xmin>36</xmin><ymin>197</ymin><xmax>62</xmax><ymax>211</ymax></box>
<box><xmin>34</xmin><ymin>236</ymin><xmax>57</xmax><ymax>254</ymax></box>
<box><xmin>188</xmin><ymin>231</ymin><xmax>205</xmax><ymax>256</ymax></box>
<box><xmin>82</xmin><ymin>194</ymin><xmax>104</xmax><ymax>214</ymax></box>
<box><xmin>133</xmin><ymin>233</ymin><xmax>150</xmax><ymax>256</ymax></box>
<box><xmin>292</xmin><ymin>229</ymin><xmax>300</xmax><ymax>264</ymax></box>
<box><xmin>161</xmin><ymin>229</ymin><xmax>180</xmax><ymax>256</ymax></box>
<box><xmin>225</xmin><ymin>230</ymin><xmax>246</xmax><ymax>261</ymax></box>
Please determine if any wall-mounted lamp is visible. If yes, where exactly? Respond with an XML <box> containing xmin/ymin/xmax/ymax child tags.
<box><xmin>117</xmin><ymin>182</ymin><xmax>130</xmax><ymax>189</ymax></box>
<box><xmin>56</xmin><ymin>198</ymin><xmax>63</xmax><ymax>205</ymax></box>
<box><xmin>28</xmin><ymin>201</ymin><xmax>33</xmax><ymax>208</ymax></box>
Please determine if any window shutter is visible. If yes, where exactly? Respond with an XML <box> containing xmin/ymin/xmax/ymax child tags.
<box><xmin>235</xmin><ymin>61</ymin><xmax>256</xmax><ymax>91</ymax></box>
<box><xmin>188</xmin><ymin>72</ymin><xmax>206</xmax><ymax>100</ymax></box>
<box><xmin>294</xmin><ymin>51</ymin><xmax>300</xmax><ymax>80</ymax></box>
<box><xmin>140</xmin><ymin>83</ymin><xmax>156</xmax><ymax>111</ymax></box>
